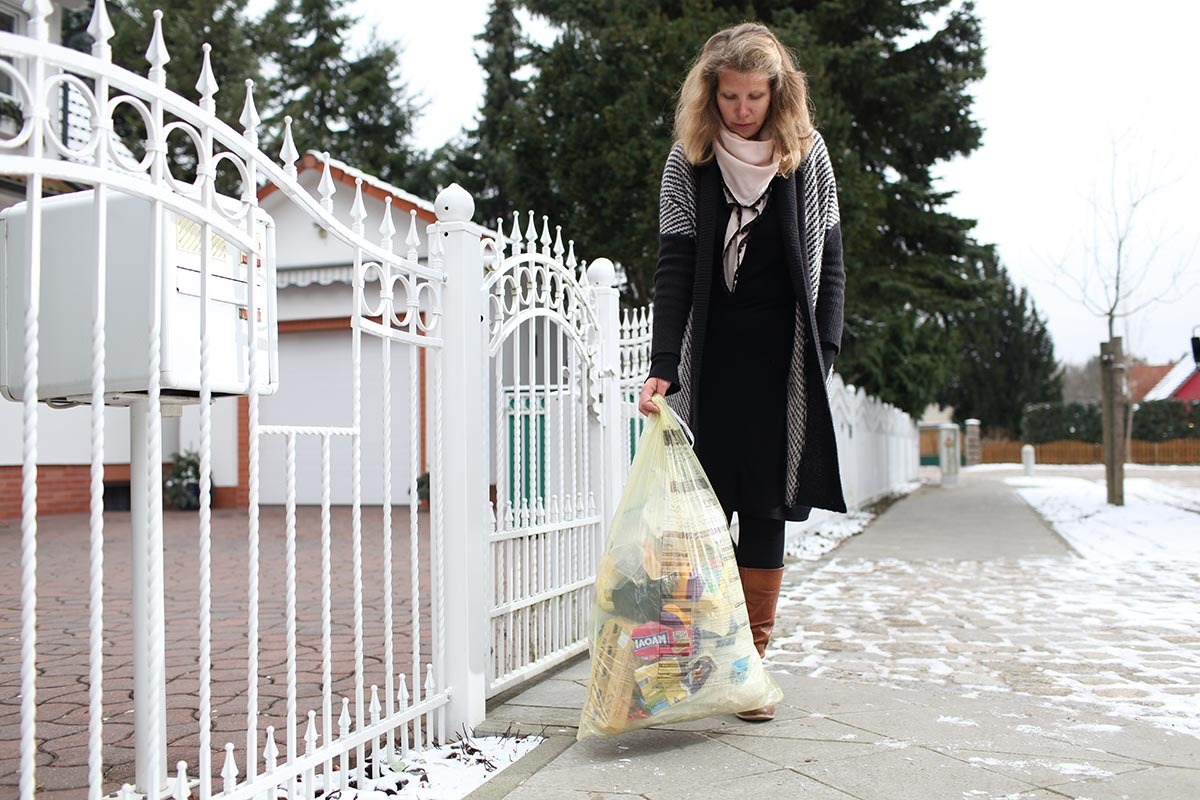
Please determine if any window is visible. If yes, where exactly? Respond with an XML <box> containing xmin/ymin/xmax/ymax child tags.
<box><xmin>0</xmin><ymin>2</ymin><xmax>26</xmax><ymax>136</ymax></box>
<box><xmin>0</xmin><ymin>4</ymin><xmax>23</xmax><ymax>99</ymax></box>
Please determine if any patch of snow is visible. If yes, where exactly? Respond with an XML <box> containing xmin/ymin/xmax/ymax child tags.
<box><xmin>294</xmin><ymin>734</ymin><xmax>544</xmax><ymax>799</ymax></box>
<box><xmin>1067</xmin><ymin>723</ymin><xmax>1123</xmax><ymax>733</ymax></box>
<box><xmin>876</xmin><ymin>739</ymin><xmax>912</xmax><ymax>749</ymax></box>
<box><xmin>967</xmin><ymin>756</ymin><xmax>1114</xmax><ymax>780</ymax></box>
<box><xmin>1006</xmin><ymin>475</ymin><xmax>1200</xmax><ymax>562</ymax></box>
<box><xmin>1053</xmin><ymin>762</ymin><xmax>1115</xmax><ymax>778</ymax></box>
<box><xmin>938</xmin><ymin>715</ymin><xmax>980</xmax><ymax>727</ymax></box>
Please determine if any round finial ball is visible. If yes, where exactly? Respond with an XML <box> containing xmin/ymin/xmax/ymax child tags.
<box><xmin>586</xmin><ymin>257</ymin><xmax>617</xmax><ymax>288</ymax></box>
<box><xmin>435</xmin><ymin>183</ymin><xmax>474</xmax><ymax>223</ymax></box>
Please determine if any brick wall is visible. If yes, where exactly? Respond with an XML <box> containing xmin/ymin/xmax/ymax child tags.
<box><xmin>0</xmin><ymin>463</ymin><xmax>169</xmax><ymax>518</ymax></box>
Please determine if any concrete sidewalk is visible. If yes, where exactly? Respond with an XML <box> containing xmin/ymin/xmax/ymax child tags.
<box><xmin>468</xmin><ymin>472</ymin><xmax>1200</xmax><ymax>800</ymax></box>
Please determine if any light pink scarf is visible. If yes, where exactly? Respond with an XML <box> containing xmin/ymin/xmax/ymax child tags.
<box><xmin>713</xmin><ymin>129</ymin><xmax>778</xmax><ymax>291</ymax></box>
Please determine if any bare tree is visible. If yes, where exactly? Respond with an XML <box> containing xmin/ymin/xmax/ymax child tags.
<box><xmin>1056</xmin><ymin>141</ymin><xmax>1191</xmax><ymax>337</ymax></box>
<box><xmin>1053</xmin><ymin>137</ymin><xmax>1196</xmax><ymax>505</ymax></box>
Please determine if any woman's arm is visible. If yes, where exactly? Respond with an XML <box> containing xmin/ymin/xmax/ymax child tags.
<box><xmin>648</xmin><ymin>145</ymin><xmax>698</xmax><ymax>392</ymax></box>
<box><xmin>811</xmin><ymin>137</ymin><xmax>845</xmax><ymax>376</ymax></box>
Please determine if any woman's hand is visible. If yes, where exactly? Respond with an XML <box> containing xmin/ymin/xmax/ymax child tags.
<box><xmin>639</xmin><ymin>378</ymin><xmax>672</xmax><ymax>415</ymax></box>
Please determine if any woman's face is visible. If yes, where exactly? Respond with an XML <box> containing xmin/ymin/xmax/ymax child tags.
<box><xmin>716</xmin><ymin>69</ymin><xmax>772</xmax><ymax>140</ymax></box>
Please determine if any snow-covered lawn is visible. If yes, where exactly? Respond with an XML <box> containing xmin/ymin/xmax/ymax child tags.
<box><xmin>1005</xmin><ymin>474</ymin><xmax>1200</xmax><ymax>562</ymax></box>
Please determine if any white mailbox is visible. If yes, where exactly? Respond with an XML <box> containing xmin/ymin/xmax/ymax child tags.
<box><xmin>0</xmin><ymin>190</ymin><xmax>278</xmax><ymax>404</ymax></box>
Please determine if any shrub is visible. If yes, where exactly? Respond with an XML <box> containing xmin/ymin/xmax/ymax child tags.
<box><xmin>164</xmin><ymin>450</ymin><xmax>201</xmax><ymax>510</ymax></box>
<box><xmin>1132</xmin><ymin>399</ymin><xmax>1200</xmax><ymax>442</ymax></box>
<box><xmin>1020</xmin><ymin>402</ymin><xmax>1102</xmax><ymax>444</ymax></box>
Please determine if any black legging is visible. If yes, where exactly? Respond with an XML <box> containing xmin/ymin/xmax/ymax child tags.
<box><xmin>729</xmin><ymin>513</ymin><xmax>786</xmax><ymax>570</ymax></box>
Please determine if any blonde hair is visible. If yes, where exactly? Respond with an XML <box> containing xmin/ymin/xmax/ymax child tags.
<box><xmin>674</xmin><ymin>22</ymin><xmax>814</xmax><ymax>175</ymax></box>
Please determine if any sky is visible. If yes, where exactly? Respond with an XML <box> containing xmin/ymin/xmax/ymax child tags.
<box><xmin>315</xmin><ymin>0</ymin><xmax>1199</xmax><ymax>367</ymax></box>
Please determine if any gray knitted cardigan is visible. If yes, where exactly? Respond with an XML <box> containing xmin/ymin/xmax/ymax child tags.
<box><xmin>648</xmin><ymin>131</ymin><xmax>847</xmax><ymax>516</ymax></box>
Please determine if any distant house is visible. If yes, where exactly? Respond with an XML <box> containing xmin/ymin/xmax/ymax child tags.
<box><xmin>177</xmin><ymin>151</ymin><xmax>443</xmax><ymax>507</ymax></box>
<box><xmin>1142</xmin><ymin>355</ymin><xmax>1200</xmax><ymax>402</ymax></box>
<box><xmin>1129</xmin><ymin>362</ymin><xmax>1176</xmax><ymax>403</ymax></box>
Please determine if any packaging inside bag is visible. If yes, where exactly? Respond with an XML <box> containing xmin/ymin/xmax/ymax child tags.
<box><xmin>578</xmin><ymin>395</ymin><xmax>782</xmax><ymax>739</ymax></box>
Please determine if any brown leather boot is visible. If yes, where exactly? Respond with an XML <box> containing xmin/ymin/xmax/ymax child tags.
<box><xmin>736</xmin><ymin>565</ymin><xmax>784</xmax><ymax>722</ymax></box>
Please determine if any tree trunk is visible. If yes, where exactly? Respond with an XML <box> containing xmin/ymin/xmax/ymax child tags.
<box><xmin>1099</xmin><ymin>337</ymin><xmax>1126</xmax><ymax>505</ymax></box>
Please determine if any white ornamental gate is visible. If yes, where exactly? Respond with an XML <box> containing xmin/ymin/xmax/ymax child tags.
<box><xmin>482</xmin><ymin>215</ymin><xmax>623</xmax><ymax>696</ymax></box>
<box><xmin>0</xmin><ymin>2</ymin><xmax>476</xmax><ymax>797</ymax></box>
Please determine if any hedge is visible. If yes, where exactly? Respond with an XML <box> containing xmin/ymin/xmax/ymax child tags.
<box><xmin>1021</xmin><ymin>399</ymin><xmax>1199</xmax><ymax>444</ymax></box>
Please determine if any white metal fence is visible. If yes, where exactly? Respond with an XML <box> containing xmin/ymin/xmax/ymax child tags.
<box><xmin>481</xmin><ymin>217</ymin><xmax>619</xmax><ymax>696</ymax></box>
<box><xmin>0</xmin><ymin>2</ymin><xmax>459</xmax><ymax>796</ymax></box>
<box><xmin>0</xmin><ymin>2</ymin><xmax>919</xmax><ymax>797</ymax></box>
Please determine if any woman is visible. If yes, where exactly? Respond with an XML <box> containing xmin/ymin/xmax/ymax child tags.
<box><xmin>638</xmin><ymin>22</ymin><xmax>846</xmax><ymax>722</ymax></box>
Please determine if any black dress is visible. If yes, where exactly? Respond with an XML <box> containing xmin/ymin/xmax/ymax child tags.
<box><xmin>693</xmin><ymin>192</ymin><xmax>796</xmax><ymax>521</ymax></box>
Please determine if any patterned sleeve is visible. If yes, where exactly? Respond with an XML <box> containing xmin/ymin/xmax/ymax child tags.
<box><xmin>809</xmin><ymin>131</ymin><xmax>845</xmax><ymax>357</ymax></box>
<box><xmin>649</xmin><ymin>144</ymin><xmax>698</xmax><ymax>391</ymax></box>
<box><xmin>808</xmin><ymin>131</ymin><xmax>840</xmax><ymax>230</ymax></box>
<box><xmin>659</xmin><ymin>143</ymin><xmax>697</xmax><ymax>238</ymax></box>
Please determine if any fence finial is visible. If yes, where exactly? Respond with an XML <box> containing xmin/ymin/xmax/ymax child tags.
<box><xmin>239</xmin><ymin>79</ymin><xmax>261</xmax><ymax>143</ymax></box>
<box><xmin>553</xmin><ymin>225</ymin><xmax>565</xmax><ymax>260</ymax></box>
<box><xmin>221</xmin><ymin>743</ymin><xmax>238</xmax><ymax>793</ymax></box>
<box><xmin>380</xmin><ymin>197</ymin><xmax>396</xmax><ymax>251</ymax></box>
<box><xmin>319</xmin><ymin>152</ymin><xmax>336</xmax><ymax>212</ymax></box>
<box><xmin>509</xmin><ymin>210</ymin><xmax>523</xmax><ymax>254</ymax></box>
<box><xmin>279</xmin><ymin>116</ymin><xmax>299</xmax><ymax>179</ymax></box>
<box><xmin>196</xmin><ymin>43</ymin><xmax>218</xmax><ymax>114</ymax></box>
<box><xmin>524</xmin><ymin>211</ymin><xmax>537</xmax><ymax>253</ymax></box>
<box><xmin>172</xmin><ymin>761</ymin><xmax>190</xmax><ymax>799</ymax></box>
<box><xmin>146</xmin><ymin>9</ymin><xmax>170</xmax><ymax>85</ymax></box>
<box><xmin>539</xmin><ymin>215</ymin><xmax>552</xmax><ymax>255</ymax></box>
<box><xmin>566</xmin><ymin>240</ymin><xmax>578</xmax><ymax>271</ymax></box>
<box><xmin>304</xmin><ymin>710</ymin><xmax>318</xmax><ymax>752</ymax></box>
<box><xmin>351</xmin><ymin>178</ymin><xmax>367</xmax><ymax>235</ymax></box>
<box><xmin>263</xmin><ymin>725</ymin><xmax>278</xmax><ymax>769</ymax></box>
<box><xmin>434</xmin><ymin>183</ymin><xmax>474</xmax><ymax>223</ymax></box>
<box><xmin>24</xmin><ymin>0</ymin><xmax>51</xmax><ymax>40</ymax></box>
<box><xmin>88</xmin><ymin>0</ymin><xmax>115</xmax><ymax>59</ymax></box>
<box><xmin>406</xmin><ymin>209</ymin><xmax>420</xmax><ymax>261</ymax></box>
<box><xmin>587</xmin><ymin>257</ymin><xmax>617</xmax><ymax>288</ymax></box>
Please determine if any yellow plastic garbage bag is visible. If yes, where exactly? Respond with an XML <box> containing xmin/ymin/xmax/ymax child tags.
<box><xmin>578</xmin><ymin>394</ymin><xmax>782</xmax><ymax>739</ymax></box>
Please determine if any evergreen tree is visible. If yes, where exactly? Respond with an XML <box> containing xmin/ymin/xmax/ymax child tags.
<box><xmin>940</xmin><ymin>260</ymin><xmax>1061</xmax><ymax>437</ymax></box>
<box><xmin>407</xmin><ymin>0</ymin><xmax>527</xmax><ymax>225</ymax></box>
<box><xmin>254</xmin><ymin>0</ymin><xmax>421</xmax><ymax>182</ymax></box>
<box><xmin>487</xmin><ymin>0</ymin><xmax>991</xmax><ymax>414</ymax></box>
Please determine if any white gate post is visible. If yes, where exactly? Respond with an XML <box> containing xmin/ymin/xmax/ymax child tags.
<box><xmin>585</xmin><ymin>259</ymin><xmax>624</xmax><ymax>540</ymax></box>
<box><xmin>433</xmin><ymin>185</ymin><xmax>490</xmax><ymax>733</ymax></box>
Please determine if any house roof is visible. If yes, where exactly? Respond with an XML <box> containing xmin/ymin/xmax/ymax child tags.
<box><xmin>259</xmin><ymin>151</ymin><xmax>436</xmax><ymax>222</ymax></box>
<box><xmin>1129</xmin><ymin>363</ymin><xmax>1176</xmax><ymax>403</ymax></box>
<box><xmin>1142</xmin><ymin>355</ymin><xmax>1200</xmax><ymax>401</ymax></box>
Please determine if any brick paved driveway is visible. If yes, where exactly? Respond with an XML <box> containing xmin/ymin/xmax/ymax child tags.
<box><xmin>0</xmin><ymin>506</ymin><xmax>434</xmax><ymax>797</ymax></box>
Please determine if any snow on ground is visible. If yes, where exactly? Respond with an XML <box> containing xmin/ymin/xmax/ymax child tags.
<box><xmin>771</xmin><ymin>469</ymin><xmax>1200</xmax><ymax>739</ymax></box>
<box><xmin>783</xmin><ymin>480</ymin><xmax>924</xmax><ymax>560</ymax></box>
<box><xmin>295</xmin><ymin>734</ymin><xmax>543</xmax><ymax>799</ymax></box>
<box><xmin>1006</xmin><ymin>475</ymin><xmax>1200</xmax><ymax>562</ymax></box>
